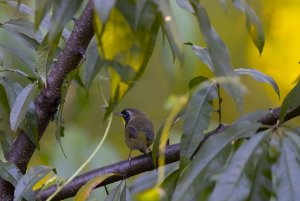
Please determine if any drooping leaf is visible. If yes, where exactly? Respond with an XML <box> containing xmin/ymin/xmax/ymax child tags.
<box><xmin>105</xmin><ymin>182</ymin><xmax>122</xmax><ymax>201</ymax></box>
<box><xmin>233</xmin><ymin>0</ymin><xmax>265</xmax><ymax>54</ymax></box>
<box><xmin>160</xmin><ymin>169</ymin><xmax>181</xmax><ymax>201</ymax></box>
<box><xmin>0</xmin><ymin>67</ymin><xmax>38</xmax><ymax>82</ymax></box>
<box><xmin>176</xmin><ymin>0</ymin><xmax>194</xmax><ymax>13</ymax></box>
<box><xmin>173</xmin><ymin>120</ymin><xmax>261</xmax><ymax>201</ymax></box>
<box><xmin>0</xmin><ymin>77</ymin><xmax>17</xmax><ymax>109</ymax></box>
<box><xmin>6</xmin><ymin>1</ymin><xmax>71</xmax><ymax>40</ymax></box>
<box><xmin>14</xmin><ymin>165</ymin><xmax>52</xmax><ymax>201</ymax></box>
<box><xmin>83</xmin><ymin>39</ymin><xmax>103</xmax><ymax>89</ymax></box>
<box><xmin>0</xmin><ymin>160</ymin><xmax>23</xmax><ymax>187</ymax></box>
<box><xmin>35</xmin><ymin>0</ymin><xmax>53</xmax><ymax>30</ymax></box>
<box><xmin>36</xmin><ymin>30</ymin><xmax>62</xmax><ymax>84</ymax></box>
<box><xmin>93</xmin><ymin>0</ymin><xmax>117</xmax><ymax>24</ymax></box>
<box><xmin>93</xmin><ymin>1</ymin><xmax>160</xmax><ymax>118</ymax></box>
<box><xmin>50</xmin><ymin>0</ymin><xmax>83</xmax><ymax>40</ymax></box>
<box><xmin>20</xmin><ymin>102</ymin><xmax>39</xmax><ymax>149</ymax></box>
<box><xmin>279</xmin><ymin>81</ymin><xmax>300</xmax><ymax>122</ymax></box>
<box><xmin>180</xmin><ymin>80</ymin><xmax>217</xmax><ymax>167</ymax></box>
<box><xmin>185</xmin><ymin>43</ymin><xmax>213</xmax><ymax>71</ymax></box>
<box><xmin>0</xmin><ymin>19</ymin><xmax>41</xmax><ymax>50</ymax></box>
<box><xmin>272</xmin><ymin>129</ymin><xmax>300</xmax><ymax>201</ymax></box>
<box><xmin>0</xmin><ymin>84</ymin><xmax>10</xmax><ymax>114</ymax></box>
<box><xmin>134</xmin><ymin>0</ymin><xmax>147</xmax><ymax>30</ymax></box>
<box><xmin>120</xmin><ymin>184</ymin><xmax>132</xmax><ymax>201</ymax></box>
<box><xmin>156</xmin><ymin>1</ymin><xmax>183</xmax><ymax>63</ymax></box>
<box><xmin>10</xmin><ymin>83</ymin><xmax>37</xmax><ymax>132</ymax></box>
<box><xmin>208</xmin><ymin>130</ymin><xmax>270</xmax><ymax>201</ymax></box>
<box><xmin>75</xmin><ymin>173</ymin><xmax>117</xmax><ymax>201</ymax></box>
<box><xmin>235</xmin><ymin>68</ymin><xmax>280</xmax><ymax>98</ymax></box>
<box><xmin>191</xmin><ymin>1</ymin><xmax>244</xmax><ymax>111</ymax></box>
<box><xmin>188</xmin><ymin>75</ymin><xmax>208</xmax><ymax>90</ymax></box>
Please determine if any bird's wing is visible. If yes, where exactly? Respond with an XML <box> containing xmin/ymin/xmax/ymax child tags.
<box><xmin>126</xmin><ymin>125</ymin><xmax>138</xmax><ymax>139</ymax></box>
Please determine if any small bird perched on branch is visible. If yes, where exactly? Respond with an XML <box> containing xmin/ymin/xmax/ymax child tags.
<box><xmin>115</xmin><ymin>108</ymin><xmax>154</xmax><ymax>161</ymax></box>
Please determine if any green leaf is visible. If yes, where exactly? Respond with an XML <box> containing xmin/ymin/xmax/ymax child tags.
<box><xmin>35</xmin><ymin>0</ymin><xmax>53</xmax><ymax>30</ymax></box>
<box><xmin>208</xmin><ymin>130</ymin><xmax>270</xmax><ymax>201</ymax></box>
<box><xmin>188</xmin><ymin>75</ymin><xmax>208</xmax><ymax>90</ymax></box>
<box><xmin>36</xmin><ymin>31</ymin><xmax>62</xmax><ymax>84</ymax></box>
<box><xmin>10</xmin><ymin>83</ymin><xmax>37</xmax><ymax>132</ymax></box>
<box><xmin>0</xmin><ymin>160</ymin><xmax>23</xmax><ymax>187</ymax></box>
<box><xmin>173</xmin><ymin>120</ymin><xmax>261</xmax><ymax>201</ymax></box>
<box><xmin>157</xmin><ymin>1</ymin><xmax>183</xmax><ymax>63</ymax></box>
<box><xmin>120</xmin><ymin>184</ymin><xmax>131</xmax><ymax>201</ymax></box>
<box><xmin>0</xmin><ymin>67</ymin><xmax>38</xmax><ymax>82</ymax></box>
<box><xmin>14</xmin><ymin>165</ymin><xmax>52</xmax><ymax>201</ymax></box>
<box><xmin>279</xmin><ymin>81</ymin><xmax>300</xmax><ymax>122</ymax></box>
<box><xmin>185</xmin><ymin>43</ymin><xmax>213</xmax><ymax>71</ymax></box>
<box><xmin>160</xmin><ymin>169</ymin><xmax>181</xmax><ymax>201</ymax></box>
<box><xmin>93</xmin><ymin>1</ymin><xmax>160</xmax><ymax>118</ymax></box>
<box><xmin>272</xmin><ymin>129</ymin><xmax>300</xmax><ymax>201</ymax></box>
<box><xmin>233</xmin><ymin>0</ymin><xmax>265</xmax><ymax>54</ymax></box>
<box><xmin>176</xmin><ymin>0</ymin><xmax>194</xmax><ymax>13</ymax></box>
<box><xmin>180</xmin><ymin>80</ymin><xmax>217</xmax><ymax>167</ymax></box>
<box><xmin>83</xmin><ymin>39</ymin><xmax>103</xmax><ymax>89</ymax></box>
<box><xmin>20</xmin><ymin>102</ymin><xmax>39</xmax><ymax>149</ymax></box>
<box><xmin>75</xmin><ymin>173</ymin><xmax>116</xmax><ymax>201</ymax></box>
<box><xmin>134</xmin><ymin>0</ymin><xmax>147</xmax><ymax>30</ymax></box>
<box><xmin>93</xmin><ymin>0</ymin><xmax>117</xmax><ymax>24</ymax></box>
<box><xmin>0</xmin><ymin>84</ymin><xmax>10</xmax><ymax>114</ymax></box>
<box><xmin>50</xmin><ymin>0</ymin><xmax>83</xmax><ymax>40</ymax></box>
<box><xmin>105</xmin><ymin>182</ymin><xmax>122</xmax><ymax>201</ymax></box>
<box><xmin>235</xmin><ymin>68</ymin><xmax>280</xmax><ymax>98</ymax></box>
<box><xmin>0</xmin><ymin>77</ymin><xmax>17</xmax><ymax>109</ymax></box>
<box><xmin>191</xmin><ymin>1</ymin><xmax>244</xmax><ymax>111</ymax></box>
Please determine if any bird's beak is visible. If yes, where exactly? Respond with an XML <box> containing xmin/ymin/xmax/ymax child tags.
<box><xmin>114</xmin><ymin>112</ymin><xmax>123</xmax><ymax>116</ymax></box>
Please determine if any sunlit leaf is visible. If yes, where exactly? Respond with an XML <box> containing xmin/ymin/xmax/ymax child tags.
<box><xmin>235</xmin><ymin>68</ymin><xmax>280</xmax><ymax>98</ymax></box>
<box><xmin>173</xmin><ymin>120</ymin><xmax>261</xmax><ymax>201</ymax></box>
<box><xmin>14</xmin><ymin>165</ymin><xmax>52</xmax><ymax>201</ymax></box>
<box><xmin>180</xmin><ymin>80</ymin><xmax>217</xmax><ymax>167</ymax></box>
<box><xmin>93</xmin><ymin>0</ymin><xmax>117</xmax><ymax>24</ymax></box>
<box><xmin>272</xmin><ymin>129</ymin><xmax>300</xmax><ymax>201</ymax></box>
<box><xmin>209</xmin><ymin>130</ymin><xmax>270</xmax><ymax>201</ymax></box>
<box><xmin>10</xmin><ymin>83</ymin><xmax>37</xmax><ymax>132</ymax></box>
<box><xmin>93</xmin><ymin>1</ymin><xmax>160</xmax><ymax>118</ymax></box>
<box><xmin>279</xmin><ymin>81</ymin><xmax>300</xmax><ymax>122</ymax></box>
<box><xmin>191</xmin><ymin>1</ymin><xmax>244</xmax><ymax>111</ymax></box>
<box><xmin>50</xmin><ymin>0</ymin><xmax>83</xmax><ymax>40</ymax></box>
<box><xmin>0</xmin><ymin>160</ymin><xmax>22</xmax><ymax>187</ymax></box>
<box><xmin>36</xmin><ymin>31</ymin><xmax>62</xmax><ymax>84</ymax></box>
<box><xmin>35</xmin><ymin>0</ymin><xmax>53</xmax><ymax>30</ymax></box>
<box><xmin>136</xmin><ymin>187</ymin><xmax>163</xmax><ymax>201</ymax></box>
<box><xmin>188</xmin><ymin>75</ymin><xmax>208</xmax><ymax>90</ymax></box>
<box><xmin>75</xmin><ymin>173</ymin><xmax>116</xmax><ymax>201</ymax></box>
<box><xmin>233</xmin><ymin>0</ymin><xmax>265</xmax><ymax>54</ymax></box>
<box><xmin>83</xmin><ymin>39</ymin><xmax>103</xmax><ymax>89</ymax></box>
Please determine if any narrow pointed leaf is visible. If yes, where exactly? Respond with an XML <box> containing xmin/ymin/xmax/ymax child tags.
<box><xmin>209</xmin><ymin>131</ymin><xmax>269</xmax><ymax>201</ymax></box>
<box><xmin>279</xmin><ymin>81</ymin><xmax>300</xmax><ymax>122</ymax></box>
<box><xmin>235</xmin><ymin>68</ymin><xmax>280</xmax><ymax>98</ymax></box>
<box><xmin>160</xmin><ymin>169</ymin><xmax>181</xmax><ymax>201</ymax></box>
<box><xmin>75</xmin><ymin>173</ymin><xmax>117</xmax><ymax>201</ymax></box>
<box><xmin>272</xmin><ymin>131</ymin><xmax>300</xmax><ymax>201</ymax></box>
<box><xmin>185</xmin><ymin>43</ymin><xmax>213</xmax><ymax>71</ymax></box>
<box><xmin>36</xmin><ymin>31</ymin><xmax>62</xmax><ymax>84</ymax></box>
<box><xmin>10</xmin><ymin>83</ymin><xmax>37</xmax><ymax>132</ymax></box>
<box><xmin>134</xmin><ymin>0</ymin><xmax>147</xmax><ymax>29</ymax></box>
<box><xmin>233</xmin><ymin>0</ymin><xmax>264</xmax><ymax>54</ymax></box>
<box><xmin>14</xmin><ymin>166</ymin><xmax>52</xmax><ymax>201</ymax></box>
<box><xmin>105</xmin><ymin>182</ymin><xmax>122</xmax><ymax>201</ymax></box>
<box><xmin>0</xmin><ymin>77</ymin><xmax>17</xmax><ymax>108</ymax></box>
<box><xmin>0</xmin><ymin>160</ymin><xmax>23</xmax><ymax>187</ymax></box>
<box><xmin>173</xmin><ymin>120</ymin><xmax>261</xmax><ymax>201</ymax></box>
<box><xmin>35</xmin><ymin>0</ymin><xmax>53</xmax><ymax>30</ymax></box>
<box><xmin>188</xmin><ymin>75</ymin><xmax>208</xmax><ymax>90</ymax></box>
<box><xmin>120</xmin><ymin>184</ymin><xmax>132</xmax><ymax>201</ymax></box>
<box><xmin>93</xmin><ymin>0</ymin><xmax>117</xmax><ymax>24</ymax></box>
<box><xmin>176</xmin><ymin>0</ymin><xmax>194</xmax><ymax>13</ymax></box>
<box><xmin>180</xmin><ymin>81</ymin><xmax>217</xmax><ymax>167</ymax></box>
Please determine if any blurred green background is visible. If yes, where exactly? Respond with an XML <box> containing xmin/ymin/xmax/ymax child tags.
<box><xmin>1</xmin><ymin>0</ymin><xmax>300</xmax><ymax>199</ymax></box>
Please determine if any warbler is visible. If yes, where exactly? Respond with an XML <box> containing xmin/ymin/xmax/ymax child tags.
<box><xmin>115</xmin><ymin>108</ymin><xmax>154</xmax><ymax>161</ymax></box>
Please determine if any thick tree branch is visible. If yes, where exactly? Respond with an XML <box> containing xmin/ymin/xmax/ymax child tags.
<box><xmin>35</xmin><ymin>144</ymin><xmax>180</xmax><ymax>201</ymax></box>
<box><xmin>34</xmin><ymin>105</ymin><xmax>300</xmax><ymax>200</ymax></box>
<box><xmin>0</xmin><ymin>0</ymin><xmax>95</xmax><ymax>199</ymax></box>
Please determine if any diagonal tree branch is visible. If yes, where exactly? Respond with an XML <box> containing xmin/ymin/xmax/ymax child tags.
<box><xmin>34</xmin><ymin>105</ymin><xmax>300</xmax><ymax>201</ymax></box>
<box><xmin>0</xmin><ymin>0</ymin><xmax>95</xmax><ymax>200</ymax></box>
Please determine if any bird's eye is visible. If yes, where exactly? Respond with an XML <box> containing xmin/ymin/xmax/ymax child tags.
<box><xmin>122</xmin><ymin>111</ymin><xmax>130</xmax><ymax>121</ymax></box>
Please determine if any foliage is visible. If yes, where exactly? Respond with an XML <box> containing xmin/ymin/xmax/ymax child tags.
<box><xmin>0</xmin><ymin>0</ymin><xmax>300</xmax><ymax>201</ymax></box>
